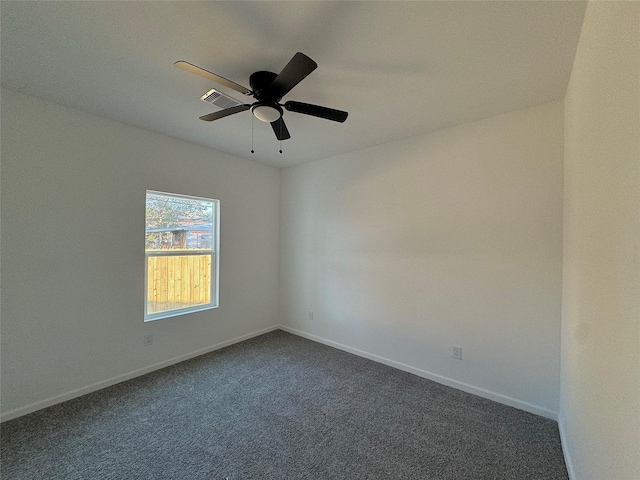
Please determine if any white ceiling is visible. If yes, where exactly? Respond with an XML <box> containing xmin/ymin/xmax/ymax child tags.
<box><xmin>1</xmin><ymin>1</ymin><xmax>586</xmax><ymax>168</ymax></box>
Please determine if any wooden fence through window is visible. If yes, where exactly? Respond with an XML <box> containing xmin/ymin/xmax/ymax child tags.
<box><xmin>147</xmin><ymin>254</ymin><xmax>213</xmax><ymax>314</ymax></box>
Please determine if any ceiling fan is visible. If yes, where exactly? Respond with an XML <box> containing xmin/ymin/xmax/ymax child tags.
<box><xmin>175</xmin><ymin>52</ymin><xmax>348</xmax><ymax>141</ymax></box>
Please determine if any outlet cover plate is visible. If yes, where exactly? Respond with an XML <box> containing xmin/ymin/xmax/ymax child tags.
<box><xmin>452</xmin><ymin>345</ymin><xmax>462</xmax><ymax>360</ymax></box>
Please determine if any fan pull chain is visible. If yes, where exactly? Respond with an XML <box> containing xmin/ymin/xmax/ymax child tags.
<box><xmin>279</xmin><ymin>120</ymin><xmax>283</xmax><ymax>154</ymax></box>
<box><xmin>251</xmin><ymin>115</ymin><xmax>255</xmax><ymax>154</ymax></box>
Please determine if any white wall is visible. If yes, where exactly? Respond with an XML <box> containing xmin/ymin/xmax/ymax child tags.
<box><xmin>0</xmin><ymin>89</ymin><xmax>281</xmax><ymax>419</ymax></box>
<box><xmin>561</xmin><ymin>2</ymin><xmax>640</xmax><ymax>479</ymax></box>
<box><xmin>280</xmin><ymin>101</ymin><xmax>564</xmax><ymax>417</ymax></box>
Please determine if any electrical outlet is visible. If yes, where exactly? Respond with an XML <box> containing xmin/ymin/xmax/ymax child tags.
<box><xmin>452</xmin><ymin>345</ymin><xmax>462</xmax><ymax>360</ymax></box>
<box><xmin>308</xmin><ymin>311</ymin><xmax>314</xmax><ymax>320</ymax></box>
<box><xmin>144</xmin><ymin>334</ymin><xmax>153</xmax><ymax>346</ymax></box>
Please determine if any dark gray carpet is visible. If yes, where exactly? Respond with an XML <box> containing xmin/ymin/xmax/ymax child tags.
<box><xmin>1</xmin><ymin>330</ymin><xmax>568</xmax><ymax>479</ymax></box>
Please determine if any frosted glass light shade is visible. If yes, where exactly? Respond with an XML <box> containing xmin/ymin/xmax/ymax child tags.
<box><xmin>252</xmin><ymin>105</ymin><xmax>281</xmax><ymax>123</ymax></box>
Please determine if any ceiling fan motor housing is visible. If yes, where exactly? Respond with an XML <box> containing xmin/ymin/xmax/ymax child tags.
<box><xmin>249</xmin><ymin>71</ymin><xmax>284</xmax><ymax>122</ymax></box>
<box><xmin>250</xmin><ymin>71</ymin><xmax>279</xmax><ymax>102</ymax></box>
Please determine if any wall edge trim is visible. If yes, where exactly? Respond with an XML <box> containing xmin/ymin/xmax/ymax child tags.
<box><xmin>557</xmin><ymin>411</ymin><xmax>577</xmax><ymax>480</ymax></box>
<box><xmin>1</xmin><ymin>325</ymin><xmax>280</xmax><ymax>422</ymax></box>
<box><xmin>280</xmin><ymin>325</ymin><xmax>559</xmax><ymax>421</ymax></box>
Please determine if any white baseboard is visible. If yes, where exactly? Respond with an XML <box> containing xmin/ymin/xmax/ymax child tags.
<box><xmin>0</xmin><ymin>325</ymin><xmax>280</xmax><ymax>423</ymax></box>
<box><xmin>2</xmin><ymin>324</ymin><xmax>559</xmax><ymax>424</ymax></box>
<box><xmin>557</xmin><ymin>412</ymin><xmax>577</xmax><ymax>480</ymax></box>
<box><xmin>279</xmin><ymin>325</ymin><xmax>559</xmax><ymax>421</ymax></box>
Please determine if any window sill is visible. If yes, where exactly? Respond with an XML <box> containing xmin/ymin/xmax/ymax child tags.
<box><xmin>144</xmin><ymin>304</ymin><xmax>218</xmax><ymax>322</ymax></box>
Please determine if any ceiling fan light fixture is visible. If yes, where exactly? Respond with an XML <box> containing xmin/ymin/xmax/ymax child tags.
<box><xmin>252</xmin><ymin>104</ymin><xmax>282</xmax><ymax>123</ymax></box>
<box><xmin>177</xmin><ymin>53</ymin><xmax>348</xmax><ymax>140</ymax></box>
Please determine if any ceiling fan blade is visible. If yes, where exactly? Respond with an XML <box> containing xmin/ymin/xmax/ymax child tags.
<box><xmin>266</xmin><ymin>53</ymin><xmax>318</xmax><ymax>100</ymax></box>
<box><xmin>175</xmin><ymin>61</ymin><xmax>252</xmax><ymax>96</ymax></box>
<box><xmin>284</xmin><ymin>101</ymin><xmax>348</xmax><ymax>123</ymax></box>
<box><xmin>271</xmin><ymin>117</ymin><xmax>291</xmax><ymax>141</ymax></box>
<box><xmin>199</xmin><ymin>104</ymin><xmax>251</xmax><ymax>122</ymax></box>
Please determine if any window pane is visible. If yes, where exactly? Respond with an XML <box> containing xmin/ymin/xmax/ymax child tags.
<box><xmin>146</xmin><ymin>254</ymin><xmax>213</xmax><ymax>315</ymax></box>
<box><xmin>145</xmin><ymin>193</ymin><xmax>213</xmax><ymax>251</ymax></box>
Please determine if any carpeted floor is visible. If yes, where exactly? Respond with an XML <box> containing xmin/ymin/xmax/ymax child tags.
<box><xmin>1</xmin><ymin>330</ymin><xmax>568</xmax><ymax>479</ymax></box>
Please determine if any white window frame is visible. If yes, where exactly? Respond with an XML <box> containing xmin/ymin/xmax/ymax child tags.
<box><xmin>144</xmin><ymin>190</ymin><xmax>220</xmax><ymax>322</ymax></box>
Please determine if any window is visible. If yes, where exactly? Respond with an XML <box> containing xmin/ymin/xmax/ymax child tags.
<box><xmin>145</xmin><ymin>191</ymin><xmax>219</xmax><ymax>321</ymax></box>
